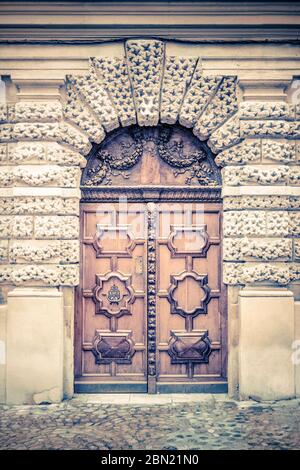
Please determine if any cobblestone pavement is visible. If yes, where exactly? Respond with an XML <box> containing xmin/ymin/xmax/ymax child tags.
<box><xmin>0</xmin><ymin>394</ymin><xmax>300</xmax><ymax>450</ymax></box>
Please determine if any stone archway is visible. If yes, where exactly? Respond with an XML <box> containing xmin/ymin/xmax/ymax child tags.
<box><xmin>0</xmin><ymin>38</ymin><xmax>299</xmax><ymax>403</ymax></box>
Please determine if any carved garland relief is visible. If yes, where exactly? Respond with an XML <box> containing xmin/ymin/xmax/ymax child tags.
<box><xmin>81</xmin><ymin>125</ymin><xmax>221</xmax><ymax>188</ymax></box>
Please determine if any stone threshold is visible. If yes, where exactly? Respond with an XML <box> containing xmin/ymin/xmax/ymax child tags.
<box><xmin>72</xmin><ymin>393</ymin><xmax>221</xmax><ymax>405</ymax></box>
<box><xmin>70</xmin><ymin>393</ymin><xmax>300</xmax><ymax>407</ymax></box>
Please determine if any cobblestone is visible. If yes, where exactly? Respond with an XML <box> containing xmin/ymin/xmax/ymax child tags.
<box><xmin>0</xmin><ymin>395</ymin><xmax>299</xmax><ymax>450</ymax></box>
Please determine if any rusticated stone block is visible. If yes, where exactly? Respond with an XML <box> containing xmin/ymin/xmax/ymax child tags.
<box><xmin>15</xmin><ymin>102</ymin><xmax>63</xmax><ymax>122</ymax></box>
<box><xmin>261</xmin><ymin>139</ymin><xmax>296</xmax><ymax>163</ymax></box>
<box><xmin>34</xmin><ymin>215</ymin><xmax>79</xmax><ymax>239</ymax></box>
<box><xmin>0</xmin><ymin>216</ymin><xmax>34</xmax><ymax>239</ymax></box>
<box><xmin>223</xmin><ymin>238</ymin><xmax>292</xmax><ymax>261</ymax></box>
<box><xmin>215</xmin><ymin>139</ymin><xmax>261</xmax><ymax>166</ymax></box>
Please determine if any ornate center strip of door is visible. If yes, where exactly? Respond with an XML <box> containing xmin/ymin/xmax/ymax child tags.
<box><xmin>147</xmin><ymin>202</ymin><xmax>158</xmax><ymax>393</ymax></box>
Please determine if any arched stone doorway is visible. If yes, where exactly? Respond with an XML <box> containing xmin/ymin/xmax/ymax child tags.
<box><xmin>1</xmin><ymin>37</ymin><xmax>298</xmax><ymax>403</ymax></box>
<box><xmin>75</xmin><ymin>124</ymin><xmax>226</xmax><ymax>393</ymax></box>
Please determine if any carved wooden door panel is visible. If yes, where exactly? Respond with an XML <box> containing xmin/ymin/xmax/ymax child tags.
<box><xmin>75</xmin><ymin>202</ymin><xmax>148</xmax><ymax>392</ymax></box>
<box><xmin>75</xmin><ymin>200</ymin><xmax>226</xmax><ymax>393</ymax></box>
<box><xmin>155</xmin><ymin>202</ymin><xmax>227</xmax><ymax>392</ymax></box>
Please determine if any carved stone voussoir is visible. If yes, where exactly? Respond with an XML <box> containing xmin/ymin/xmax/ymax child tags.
<box><xmin>208</xmin><ymin>114</ymin><xmax>241</xmax><ymax>153</ymax></box>
<box><xmin>161</xmin><ymin>56</ymin><xmax>198</xmax><ymax>125</ymax></box>
<box><xmin>64</xmin><ymin>83</ymin><xmax>105</xmax><ymax>144</ymax></box>
<box><xmin>47</xmin><ymin>143</ymin><xmax>87</xmax><ymax>166</ymax></box>
<box><xmin>92</xmin><ymin>56</ymin><xmax>136</xmax><ymax>127</ymax></box>
<box><xmin>180</xmin><ymin>70</ymin><xmax>221</xmax><ymax>128</ymax></box>
<box><xmin>126</xmin><ymin>39</ymin><xmax>165</xmax><ymax>127</ymax></box>
<box><xmin>59</xmin><ymin>122</ymin><xmax>92</xmax><ymax>155</ymax></box>
<box><xmin>194</xmin><ymin>77</ymin><xmax>238</xmax><ymax>140</ymax></box>
<box><xmin>68</xmin><ymin>67</ymin><xmax>119</xmax><ymax>132</ymax></box>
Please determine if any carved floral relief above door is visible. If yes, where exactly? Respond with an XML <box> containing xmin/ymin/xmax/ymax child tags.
<box><xmin>81</xmin><ymin>125</ymin><xmax>221</xmax><ymax>188</ymax></box>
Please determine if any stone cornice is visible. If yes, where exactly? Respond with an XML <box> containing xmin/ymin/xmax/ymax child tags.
<box><xmin>0</xmin><ymin>1</ymin><xmax>299</xmax><ymax>43</ymax></box>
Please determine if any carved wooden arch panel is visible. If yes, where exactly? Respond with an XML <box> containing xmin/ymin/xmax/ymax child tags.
<box><xmin>81</xmin><ymin>125</ymin><xmax>222</xmax><ymax>188</ymax></box>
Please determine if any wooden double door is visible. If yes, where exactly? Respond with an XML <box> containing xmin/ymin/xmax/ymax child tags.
<box><xmin>75</xmin><ymin>200</ymin><xmax>227</xmax><ymax>393</ymax></box>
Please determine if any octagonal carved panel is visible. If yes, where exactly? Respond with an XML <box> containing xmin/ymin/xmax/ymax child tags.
<box><xmin>90</xmin><ymin>271</ymin><xmax>136</xmax><ymax>318</ymax></box>
<box><xmin>167</xmin><ymin>270</ymin><xmax>211</xmax><ymax>318</ymax></box>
